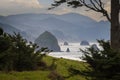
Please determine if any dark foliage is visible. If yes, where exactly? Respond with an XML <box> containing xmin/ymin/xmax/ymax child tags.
<box><xmin>0</xmin><ymin>28</ymin><xmax>48</xmax><ymax>72</ymax></box>
<box><xmin>68</xmin><ymin>40</ymin><xmax>120</xmax><ymax>80</ymax></box>
<box><xmin>81</xmin><ymin>40</ymin><xmax>120</xmax><ymax>80</ymax></box>
<box><xmin>0</xmin><ymin>27</ymin><xmax>3</xmax><ymax>35</ymax></box>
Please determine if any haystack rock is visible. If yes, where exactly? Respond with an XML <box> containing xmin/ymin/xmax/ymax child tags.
<box><xmin>35</xmin><ymin>31</ymin><xmax>61</xmax><ymax>52</ymax></box>
<box><xmin>80</xmin><ymin>40</ymin><xmax>89</xmax><ymax>46</ymax></box>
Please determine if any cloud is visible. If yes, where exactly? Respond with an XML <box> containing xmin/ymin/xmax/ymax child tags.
<box><xmin>9</xmin><ymin>0</ymin><xmax>42</xmax><ymax>8</ymax></box>
<box><xmin>48</xmin><ymin>7</ymin><xmax>73</xmax><ymax>15</ymax></box>
<box><xmin>0</xmin><ymin>0</ymin><xmax>43</xmax><ymax>15</ymax></box>
<box><xmin>105</xmin><ymin>1</ymin><xmax>111</xmax><ymax>13</ymax></box>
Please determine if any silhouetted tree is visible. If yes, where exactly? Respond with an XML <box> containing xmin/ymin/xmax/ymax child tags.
<box><xmin>0</xmin><ymin>30</ymin><xmax>16</xmax><ymax>71</ymax></box>
<box><xmin>0</xmin><ymin>28</ymin><xmax>3</xmax><ymax>35</ymax></box>
<box><xmin>67</xmin><ymin>40</ymin><xmax>120</xmax><ymax>80</ymax></box>
<box><xmin>0</xmin><ymin>29</ymin><xmax>48</xmax><ymax>72</ymax></box>
<box><xmin>80</xmin><ymin>40</ymin><xmax>120</xmax><ymax>80</ymax></box>
<box><xmin>111</xmin><ymin>0</ymin><xmax>120</xmax><ymax>51</ymax></box>
<box><xmin>51</xmin><ymin>0</ymin><xmax>120</xmax><ymax>51</ymax></box>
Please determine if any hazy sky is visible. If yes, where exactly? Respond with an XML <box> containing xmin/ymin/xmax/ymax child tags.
<box><xmin>0</xmin><ymin>0</ymin><xmax>111</xmax><ymax>21</ymax></box>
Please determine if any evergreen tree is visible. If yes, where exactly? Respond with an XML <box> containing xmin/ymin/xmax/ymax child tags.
<box><xmin>81</xmin><ymin>40</ymin><xmax>120</xmax><ymax>80</ymax></box>
<box><xmin>0</xmin><ymin>29</ymin><xmax>14</xmax><ymax>71</ymax></box>
<box><xmin>0</xmin><ymin>28</ymin><xmax>3</xmax><ymax>35</ymax></box>
<box><xmin>0</xmin><ymin>28</ymin><xmax>48</xmax><ymax>72</ymax></box>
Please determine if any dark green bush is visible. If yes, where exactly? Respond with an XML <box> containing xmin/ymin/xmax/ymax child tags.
<box><xmin>0</xmin><ymin>28</ymin><xmax>48</xmax><ymax>72</ymax></box>
<box><xmin>0</xmin><ymin>28</ymin><xmax>3</xmax><ymax>35</ymax></box>
<box><xmin>81</xmin><ymin>40</ymin><xmax>120</xmax><ymax>80</ymax></box>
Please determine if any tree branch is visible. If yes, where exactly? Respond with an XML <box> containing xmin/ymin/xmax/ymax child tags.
<box><xmin>50</xmin><ymin>0</ymin><xmax>111</xmax><ymax>22</ymax></box>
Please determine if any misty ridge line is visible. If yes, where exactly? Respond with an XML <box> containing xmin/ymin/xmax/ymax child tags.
<box><xmin>0</xmin><ymin>13</ymin><xmax>110</xmax><ymax>42</ymax></box>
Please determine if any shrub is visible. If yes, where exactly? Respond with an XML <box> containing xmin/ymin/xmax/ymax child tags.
<box><xmin>81</xmin><ymin>40</ymin><xmax>120</xmax><ymax>80</ymax></box>
<box><xmin>0</xmin><ymin>28</ymin><xmax>48</xmax><ymax>72</ymax></box>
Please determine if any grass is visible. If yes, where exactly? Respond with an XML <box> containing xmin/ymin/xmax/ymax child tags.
<box><xmin>0</xmin><ymin>71</ymin><xmax>50</xmax><ymax>80</ymax></box>
<box><xmin>0</xmin><ymin>56</ymin><xmax>89</xmax><ymax>80</ymax></box>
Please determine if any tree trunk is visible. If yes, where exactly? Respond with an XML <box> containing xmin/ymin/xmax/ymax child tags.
<box><xmin>111</xmin><ymin>0</ymin><xmax>120</xmax><ymax>51</ymax></box>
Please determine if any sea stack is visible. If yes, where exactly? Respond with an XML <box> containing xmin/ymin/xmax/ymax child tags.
<box><xmin>35</xmin><ymin>31</ymin><xmax>61</xmax><ymax>52</ymax></box>
<box><xmin>80</xmin><ymin>40</ymin><xmax>89</xmax><ymax>46</ymax></box>
<box><xmin>66</xmin><ymin>48</ymin><xmax>70</xmax><ymax>52</ymax></box>
<box><xmin>64</xmin><ymin>41</ymin><xmax>69</xmax><ymax>45</ymax></box>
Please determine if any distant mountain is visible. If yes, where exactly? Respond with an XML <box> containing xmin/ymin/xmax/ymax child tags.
<box><xmin>57</xmin><ymin>13</ymin><xmax>96</xmax><ymax>27</ymax></box>
<box><xmin>0</xmin><ymin>22</ymin><xmax>20</xmax><ymax>34</ymax></box>
<box><xmin>0</xmin><ymin>13</ymin><xmax>110</xmax><ymax>42</ymax></box>
<box><xmin>35</xmin><ymin>31</ymin><xmax>60</xmax><ymax>52</ymax></box>
<box><xmin>0</xmin><ymin>22</ymin><xmax>32</xmax><ymax>41</ymax></box>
